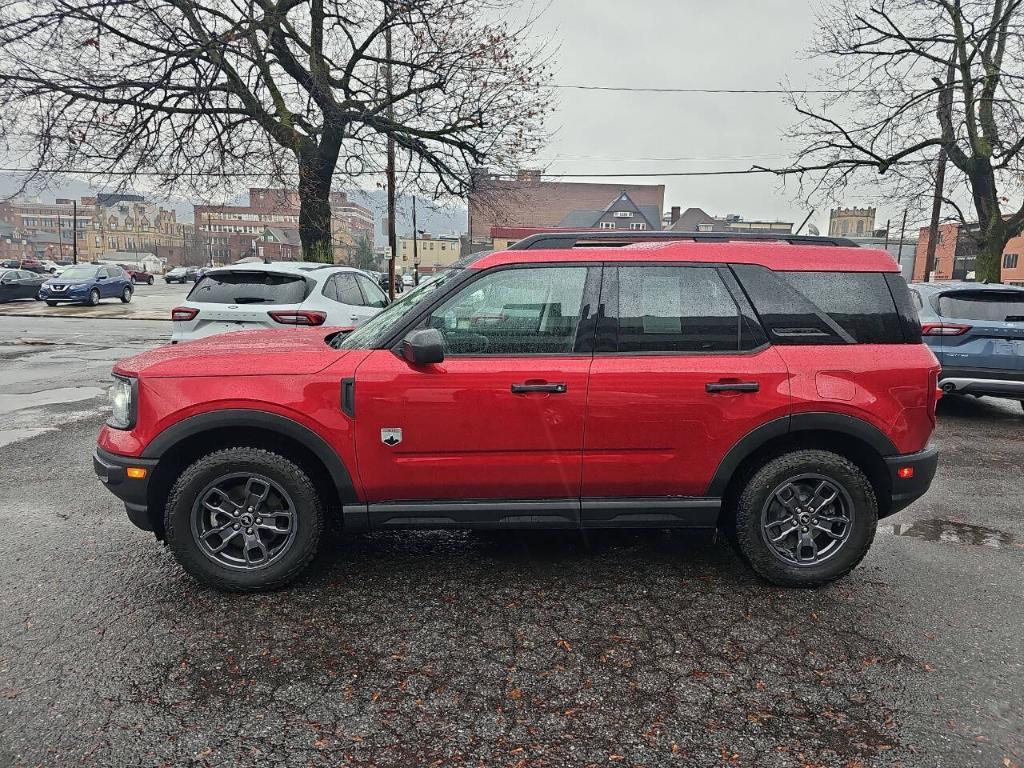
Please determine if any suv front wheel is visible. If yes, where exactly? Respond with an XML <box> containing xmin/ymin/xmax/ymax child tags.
<box><xmin>733</xmin><ymin>450</ymin><xmax>878</xmax><ymax>587</ymax></box>
<box><xmin>165</xmin><ymin>447</ymin><xmax>325</xmax><ymax>591</ymax></box>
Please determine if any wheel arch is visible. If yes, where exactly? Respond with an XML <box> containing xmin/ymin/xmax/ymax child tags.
<box><xmin>710</xmin><ymin>413</ymin><xmax>896</xmax><ymax>522</ymax></box>
<box><xmin>143</xmin><ymin>410</ymin><xmax>356</xmax><ymax>539</ymax></box>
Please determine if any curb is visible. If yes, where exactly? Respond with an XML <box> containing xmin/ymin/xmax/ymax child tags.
<box><xmin>0</xmin><ymin>309</ymin><xmax>170</xmax><ymax>321</ymax></box>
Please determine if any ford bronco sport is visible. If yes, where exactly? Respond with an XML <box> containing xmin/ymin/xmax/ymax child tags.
<box><xmin>94</xmin><ymin>231</ymin><xmax>940</xmax><ymax>591</ymax></box>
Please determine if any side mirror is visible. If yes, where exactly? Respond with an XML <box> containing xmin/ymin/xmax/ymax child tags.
<box><xmin>401</xmin><ymin>328</ymin><xmax>444</xmax><ymax>365</ymax></box>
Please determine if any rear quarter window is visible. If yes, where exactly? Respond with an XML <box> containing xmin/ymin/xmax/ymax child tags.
<box><xmin>733</xmin><ymin>265</ymin><xmax>911</xmax><ymax>344</ymax></box>
<box><xmin>188</xmin><ymin>271</ymin><xmax>311</xmax><ymax>305</ymax></box>
<box><xmin>937</xmin><ymin>291</ymin><xmax>1024</xmax><ymax>322</ymax></box>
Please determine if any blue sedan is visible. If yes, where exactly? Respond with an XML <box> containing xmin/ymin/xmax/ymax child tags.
<box><xmin>39</xmin><ymin>264</ymin><xmax>134</xmax><ymax>306</ymax></box>
<box><xmin>911</xmin><ymin>281</ymin><xmax>1024</xmax><ymax>409</ymax></box>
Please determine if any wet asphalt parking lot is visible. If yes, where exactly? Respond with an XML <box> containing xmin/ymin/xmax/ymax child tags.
<box><xmin>0</xmin><ymin>316</ymin><xmax>1021</xmax><ymax>768</ymax></box>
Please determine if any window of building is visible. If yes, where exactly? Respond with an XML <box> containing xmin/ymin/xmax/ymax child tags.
<box><xmin>1003</xmin><ymin>253</ymin><xmax>1019</xmax><ymax>269</ymax></box>
<box><xmin>424</xmin><ymin>266</ymin><xmax>588</xmax><ymax>355</ymax></box>
<box><xmin>600</xmin><ymin>221</ymin><xmax>616</xmax><ymax>230</ymax></box>
<box><xmin>609</xmin><ymin>266</ymin><xmax>742</xmax><ymax>353</ymax></box>
<box><xmin>856</xmin><ymin>220</ymin><xmax>864</xmax><ymax>234</ymax></box>
<box><xmin>613</xmin><ymin>211</ymin><xmax>634</xmax><ymax>218</ymax></box>
<box><xmin>696</xmin><ymin>223</ymin><xmax>714</xmax><ymax>232</ymax></box>
<box><xmin>629</xmin><ymin>222</ymin><xmax>647</xmax><ymax>231</ymax></box>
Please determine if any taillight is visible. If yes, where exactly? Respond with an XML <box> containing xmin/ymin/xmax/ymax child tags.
<box><xmin>171</xmin><ymin>306</ymin><xmax>199</xmax><ymax>321</ymax></box>
<box><xmin>927</xmin><ymin>368</ymin><xmax>941</xmax><ymax>426</ymax></box>
<box><xmin>921</xmin><ymin>322</ymin><xmax>971</xmax><ymax>336</ymax></box>
<box><xmin>268</xmin><ymin>310</ymin><xmax>327</xmax><ymax>326</ymax></box>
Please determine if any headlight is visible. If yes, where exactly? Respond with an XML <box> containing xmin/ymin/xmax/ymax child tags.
<box><xmin>108</xmin><ymin>375</ymin><xmax>136</xmax><ymax>430</ymax></box>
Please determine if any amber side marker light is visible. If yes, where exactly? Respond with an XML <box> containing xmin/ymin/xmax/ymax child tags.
<box><xmin>126</xmin><ymin>467</ymin><xmax>148</xmax><ymax>479</ymax></box>
<box><xmin>897</xmin><ymin>467</ymin><xmax>915</xmax><ymax>480</ymax></box>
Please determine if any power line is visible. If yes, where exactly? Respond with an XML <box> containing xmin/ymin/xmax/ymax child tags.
<box><xmin>0</xmin><ymin>166</ymin><xmax>783</xmax><ymax>179</ymax></box>
<box><xmin>551</xmin><ymin>84</ymin><xmax>856</xmax><ymax>95</ymax></box>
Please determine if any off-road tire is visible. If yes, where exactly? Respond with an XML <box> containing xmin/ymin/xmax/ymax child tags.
<box><xmin>165</xmin><ymin>447</ymin><xmax>325</xmax><ymax>592</ymax></box>
<box><xmin>733</xmin><ymin>449</ymin><xmax>877</xmax><ymax>587</ymax></box>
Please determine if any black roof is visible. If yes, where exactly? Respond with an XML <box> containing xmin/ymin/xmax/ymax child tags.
<box><xmin>505</xmin><ymin>230</ymin><xmax>860</xmax><ymax>250</ymax></box>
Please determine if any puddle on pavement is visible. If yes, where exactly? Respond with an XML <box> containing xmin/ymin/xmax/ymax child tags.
<box><xmin>0</xmin><ymin>386</ymin><xmax>105</xmax><ymax>416</ymax></box>
<box><xmin>882</xmin><ymin>518</ymin><xmax>1015</xmax><ymax>549</ymax></box>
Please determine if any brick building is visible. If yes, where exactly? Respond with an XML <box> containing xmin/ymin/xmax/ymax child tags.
<box><xmin>913</xmin><ymin>223</ymin><xmax>1024</xmax><ymax>285</ymax></box>
<box><xmin>468</xmin><ymin>170</ymin><xmax>665</xmax><ymax>245</ymax></box>
<box><xmin>0</xmin><ymin>193</ymin><xmax>187</xmax><ymax>263</ymax></box>
<box><xmin>829</xmin><ymin>207</ymin><xmax>877</xmax><ymax>238</ymax></box>
<box><xmin>195</xmin><ymin>188</ymin><xmax>374</xmax><ymax>264</ymax></box>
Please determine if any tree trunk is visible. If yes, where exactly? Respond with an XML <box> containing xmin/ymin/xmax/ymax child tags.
<box><xmin>297</xmin><ymin>155</ymin><xmax>335</xmax><ymax>264</ymax></box>
<box><xmin>975</xmin><ymin>232</ymin><xmax>1006</xmax><ymax>283</ymax></box>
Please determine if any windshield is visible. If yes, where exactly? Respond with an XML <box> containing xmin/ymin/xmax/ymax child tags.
<box><xmin>58</xmin><ymin>265</ymin><xmax>99</xmax><ymax>280</ymax></box>
<box><xmin>333</xmin><ymin>268</ymin><xmax>461</xmax><ymax>349</ymax></box>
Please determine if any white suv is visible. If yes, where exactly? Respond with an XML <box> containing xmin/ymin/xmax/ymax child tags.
<box><xmin>170</xmin><ymin>262</ymin><xmax>387</xmax><ymax>342</ymax></box>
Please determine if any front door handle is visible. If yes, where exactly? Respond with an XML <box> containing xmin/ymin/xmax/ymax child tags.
<box><xmin>706</xmin><ymin>381</ymin><xmax>760</xmax><ymax>393</ymax></box>
<box><xmin>511</xmin><ymin>383</ymin><xmax>568</xmax><ymax>394</ymax></box>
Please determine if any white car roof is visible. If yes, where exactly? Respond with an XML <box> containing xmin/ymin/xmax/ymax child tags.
<box><xmin>207</xmin><ymin>262</ymin><xmax>364</xmax><ymax>279</ymax></box>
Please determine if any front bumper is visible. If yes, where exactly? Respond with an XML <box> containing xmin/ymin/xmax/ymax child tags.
<box><xmin>884</xmin><ymin>444</ymin><xmax>939</xmax><ymax>516</ymax></box>
<box><xmin>93</xmin><ymin>447</ymin><xmax>158</xmax><ymax>531</ymax></box>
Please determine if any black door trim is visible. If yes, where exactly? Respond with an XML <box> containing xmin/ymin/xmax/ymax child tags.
<box><xmin>344</xmin><ymin>496</ymin><xmax>723</xmax><ymax>531</ymax></box>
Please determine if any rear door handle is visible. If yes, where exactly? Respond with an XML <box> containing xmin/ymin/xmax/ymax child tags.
<box><xmin>511</xmin><ymin>383</ymin><xmax>568</xmax><ymax>394</ymax></box>
<box><xmin>706</xmin><ymin>381</ymin><xmax>760</xmax><ymax>393</ymax></box>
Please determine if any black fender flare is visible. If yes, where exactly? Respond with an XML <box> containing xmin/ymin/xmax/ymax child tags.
<box><xmin>706</xmin><ymin>412</ymin><xmax>898</xmax><ymax>497</ymax></box>
<box><xmin>142</xmin><ymin>409</ymin><xmax>356</xmax><ymax>503</ymax></box>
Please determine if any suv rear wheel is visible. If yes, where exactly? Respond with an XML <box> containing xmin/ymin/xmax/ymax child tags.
<box><xmin>733</xmin><ymin>450</ymin><xmax>877</xmax><ymax>587</ymax></box>
<box><xmin>165</xmin><ymin>447</ymin><xmax>324</xmax><ymax>591</ymax></box>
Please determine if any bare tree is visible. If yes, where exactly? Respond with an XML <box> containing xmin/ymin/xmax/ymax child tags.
<box><xmin>773</xmin><ymin>0</ymin><xmax>1024</xmax><ymax>282</ymax></box>
<box><xmin>0</xmin><ymin>0</ymin><xmax>551</xmax><ymax>262</ymax></box>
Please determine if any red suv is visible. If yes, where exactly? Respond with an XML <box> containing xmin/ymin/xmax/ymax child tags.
<box><xmin>94</xmin><ymin>232</ymin><xmax>940</xmax><ymax>591</ymax></box>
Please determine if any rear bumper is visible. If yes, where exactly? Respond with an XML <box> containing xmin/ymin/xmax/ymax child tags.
<box><xmin>93</xmin><ymin>447</ymin><xmax>158</xmax><ymax>531</ymax></box>
<box><xmin>940</xmin><ymin>367</ymin><xmax>1024</xmax><ymax>398</ymax></box>
<box><xmin>884</xmin><ymin>445</ymin><xmax>939</xmax><ymax>516</ymax></box>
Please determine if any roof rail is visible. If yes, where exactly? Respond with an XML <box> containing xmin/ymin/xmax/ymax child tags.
<box><xmin>505</xmin><ymin>230</ymin><xmax>860</xmax><ymax>250</ymax></box>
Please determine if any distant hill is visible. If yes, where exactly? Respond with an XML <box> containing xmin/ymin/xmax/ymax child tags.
<box><xmin>0</xmin><ymin>174</ymin><xmax>467</xmax><ymax>244</ymax></box>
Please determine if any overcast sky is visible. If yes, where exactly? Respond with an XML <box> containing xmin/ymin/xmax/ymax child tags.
<box><xmin>528</xmin><ymin>0</ymin><xmax>892</xmax><ymax>235</ymax></box>
<box><xmin>1</xmin><ymin>0</ymin><xmax>916</xmax><ymax>236</ymax></box>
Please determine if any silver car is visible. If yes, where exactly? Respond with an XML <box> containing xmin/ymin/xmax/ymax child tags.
<box><xmin>170</xmin><ymin>262</ymin><xmax>388</xmax><ymax>342</ymax></box>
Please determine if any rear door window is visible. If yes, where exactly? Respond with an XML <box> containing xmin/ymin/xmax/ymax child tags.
<box><xmin>607</xmin><ymin>266</ymin><xmax>743</xmax><ymax>353</ymax></box>
<box><xmin>332</xmin><ymin>274</ymin><xmax>365</xmax><ymax>306</ymax></box>
<box><xmin>188</xmin><ymin>271</ymin><xmax>311</xmax><ymax>305</ymax></box>
<box><xmin>937</xmin><ymin>291</ymin><xmax>1024</xmax><ymax>322</ymax></box>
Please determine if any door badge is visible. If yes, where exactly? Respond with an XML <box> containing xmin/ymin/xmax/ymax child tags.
<box><xmin>381</xmin><ymin>428</ymin><xmax>402</xmax><ymax>446</ymax></box>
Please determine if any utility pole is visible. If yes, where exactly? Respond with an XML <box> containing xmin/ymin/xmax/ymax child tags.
<box><xmin>411</xmin><ymin>195</ymin><xmax>419</xmax><ymax>286</ymax></box>
<box><xmin>72</xmin><ymin>200</ymin><xmax>78</xmax><ymax>264</ymax></box>
<box><xmin>896</xmin><ymin>209</ymin><xmax>908</xmax><ymax>271</ymax></box>
<box><xmin>207</xmin><ymin>210</ymin><xmax>214</xmax><ymax>267</ymax></box>
<box><xmin>384</xmin><ymin>4</ymin><xmax>397</xmax><ymax>300</ymax></box>
<box><xmin>57</xmin><ymin>211</ymin><xmax>64</xmax><ymax>261</ymax></box>
<box><xmin>925</xmin><ymin>59</ymin><xmax>956</xmax><ymax>282</ymax></box>
<box><xmin>883</xmin><ymin>219</ymin><xmax>891</xmax><ymax>250</ymax></box>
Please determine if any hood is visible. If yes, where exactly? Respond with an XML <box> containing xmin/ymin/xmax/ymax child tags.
<box><xmin>114</xmin><ymin>327</ymin><xmax>350</xmax><ymax>378</ymax></box>
<box><xmin>45</xmin><ymin>277</ymin><xmax>94</xmax><ymax>285</ymax></box>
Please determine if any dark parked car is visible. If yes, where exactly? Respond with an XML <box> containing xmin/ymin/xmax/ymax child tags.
<box><xmin>0</xmin><ymin>269</ymin><xmax>47</xmax><ymax>302</ymax></box>
<box><xmin>39</xmin><ymin>264</ymin><xmax>134</xmax><ymax>306</ymax></box>
<box><xmin>165</xmin><ymin>267</ymin><xmax>200</xmax><ymax>284</ymax></box>
<box><xmin>122</xmin><ymin>266</ymin><xmax>156</xmax><ymax>285</ymax></box>
<box><xmin>18</xmin><ymin>259</ymin><xmax>47</xmax><ymax>274</ymax></box>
